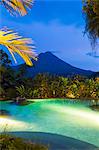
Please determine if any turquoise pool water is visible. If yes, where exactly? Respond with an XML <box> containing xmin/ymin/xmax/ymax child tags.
<box><xmin>0</xmin><ymin>99</ymin><xmax>99</xmax><ymax>147</ymax></box>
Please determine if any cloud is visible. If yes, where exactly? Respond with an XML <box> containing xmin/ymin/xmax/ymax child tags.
<box><xmin>1</xmin><ymin>20</ymin><xmax>99</xmax><ymax>71</ymax></box>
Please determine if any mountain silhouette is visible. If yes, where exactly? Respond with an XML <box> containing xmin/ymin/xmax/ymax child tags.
<box><xmin>13</xmin><ymin>52</ymin><xmax>94</xmax><ymax>77</ymax></box>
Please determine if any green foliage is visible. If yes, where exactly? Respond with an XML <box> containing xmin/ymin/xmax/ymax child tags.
<box><xmin>15</xmin><ymin>74</ymin><xmax>99</xmax><ymax>101</ymax></box>
<box><xmin>27</xmin><ymin>88</ymin><xmax>34</xmax><ymax>98</ymax></box>
<box><xmin>0</xmin><ymin>50</ymin><xmax>11</xmax><ymax>66</ymax></box>
<box><xmin>33</xmin><ymin>89</ymin><xmax>39</xmax><ymax>98</ymax></box>
<box><xmin>16</xmin><ymin>85</ymin><xmax>26</xmax><ymax>97</ymax></box>
<box><xmin>0</xmin><ymin>134</ymin><xmax>48</xmax><ymax>150</ymax></box>
<box><xmin>0</xmin><ymin>50</ymin><xmax>98</xmax><ymax>101</ymax></box>
<box><xmin>6</xmin><ymin>88</ymin><xmax>16</xmax><ymax>99</ymax></box>
<box><xmin>0</xmin><ymin>50</ymin><xmax>16</xmax><ymax>98</ymax></box>
<box><xmin>0</xmin><ymin>66</ymin><xmax>15</xmax><ymax>97</ymax></box>
<box><xmin>83</xmin><ymin>0</ymin><xmax>99</xmax><ymax>47</ymax></box>
<box><xmin>0</xmin><ymin>87</ymin><xmax>5</xmax><ymax>98</ymax></box>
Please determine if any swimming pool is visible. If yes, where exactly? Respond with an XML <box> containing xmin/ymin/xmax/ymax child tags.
<box><xmin>0</xmin><ymin>99</ymin><xmax>99</xmax><ymax>147</ymax></box>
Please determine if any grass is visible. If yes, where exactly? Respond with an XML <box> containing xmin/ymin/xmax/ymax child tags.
<box><xmin>0</xmin><ymin>134</ymin><xmax>48</xmax><ymax>150</ymax></box>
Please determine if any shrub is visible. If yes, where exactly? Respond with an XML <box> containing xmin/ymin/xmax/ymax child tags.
<box><xmin>0</xmin><ymin>134</ymin><xmax>48</xmax><ymax>150</ymax></box>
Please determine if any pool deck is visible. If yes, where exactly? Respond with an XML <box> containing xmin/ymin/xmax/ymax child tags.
<box><xmin>8</xmin><ymin>132</ymin><xmax>98</xmax><ymax>150</ymax></box>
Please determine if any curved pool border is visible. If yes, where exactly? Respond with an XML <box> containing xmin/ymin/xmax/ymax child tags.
<box><xmin>7</xmin><ymin>132</ymin><xmax>98</xmax><ymax>150</ymax></box>
<box><xmin>1</xmin><ymin>98</ymin><xmax>97</xmax><ymax>105</ymax></box>
<box><xmin>0</xmin><ymin>99</ymin><xmax>99</xmax><ymax>149</ymax></box>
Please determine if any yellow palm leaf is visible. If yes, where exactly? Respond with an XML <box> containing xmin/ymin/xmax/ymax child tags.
<box><xmin>0</xmin><ymin>28</ymin><xmax>37</xmax><ymax>66</ymax></box>
<box><xmin>1</xmin><ymin>0</ymin><xmax>34</xmax><ymax>16</ymax></box>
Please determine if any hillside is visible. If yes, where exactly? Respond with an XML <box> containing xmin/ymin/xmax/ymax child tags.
<box><xmin>12</xmin><ymin>52</ymin><xmax>94</xmax><ymax>77</ymax></box>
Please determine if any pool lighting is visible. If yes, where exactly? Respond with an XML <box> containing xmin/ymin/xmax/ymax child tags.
<box><xmin>49</xmin><ymin>105</ymin><xmax>99</xmax><ymax>125</ymax></box>
<box><xmin>0</xmin><ymin>117</ymin><xmax>30</xmax><ymax>131</ymax></box>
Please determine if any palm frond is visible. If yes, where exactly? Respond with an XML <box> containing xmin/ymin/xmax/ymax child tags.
<box><xmin>0</xmin><ymin>28</ymin><xmax>37</xmax><ymax>66</ymax></box>
<box><xmin>1</xmin><ymin>0</ymin><xmax>34</xmax><ymax>16</ymax></box>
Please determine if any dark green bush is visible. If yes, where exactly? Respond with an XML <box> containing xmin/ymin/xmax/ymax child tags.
<box><xmin>0</xmin><ymin>134</ymin><xmax>48</xmax><ymax>150</ymax></box>
<box><xmin>6</xmin><ymin>88</ymin><xmax>16</xmax><ymax>99</ymax></box>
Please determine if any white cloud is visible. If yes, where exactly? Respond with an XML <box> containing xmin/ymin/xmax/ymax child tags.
<box><xmin>1</xmin><ymin>20</ymin><xmax>99</xmax><ymax>71</ymax></box>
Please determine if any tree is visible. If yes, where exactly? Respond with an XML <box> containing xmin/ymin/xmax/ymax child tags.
<box><xmin>16</xmin><ymin>85</ymin><xmax>26</xmax><ymax>97</ymax></box>
<box><xmin>83</xmin><ymin>0</ymin><xmax>99</xmax><ymax>48</ymax></box>
<box><xmin>0</xmin><ymin>28</ymin><xmax>37</xmax><ymax>66</ymax></box>
<box><xmin>0</xmin><ymin>50</ymin><xmax>15</xmax><ymax>98</ymax></box>
<box><xmin>58</xmin><ymin>77</ymin><xmax>68</xmax><ymax>97</ymax></box>
<box><xmin>0</xmin><ymin>0</ymin><xmax>36</xmax><ymax>66</ymax></box>
<box><xmin>1</xmin><ymin>0</ymin><xmax>34</xmax><ymax>16</ymax></box>
<box><xmin>33</xmin><ymin>74</ymin><xmax>50</xmax><ymax>98</ymax></box>
<box><xmin>0</xmin><ymin>49</ymin><xmax>11</xmax><ymax>66</ymax></box>
<box><xmin>84</xmin><ymin>78</ymin><xmax>96</xmax><ymax>98</ymax></box>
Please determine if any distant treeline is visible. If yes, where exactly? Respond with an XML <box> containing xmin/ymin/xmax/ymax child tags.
<box><xmin>1</xmin><ymin>70</ymin><xmax>99</xmax><ymax>101</ymax></box>
<box><xmin>0</xmin><ymin>50</ymin><xmax>99</xmax><ymax>101</ymax></box>
<box><xmin>15</xmin><ymin>74</ymin><xmax>99</xmax><ymax>100</ymax></box>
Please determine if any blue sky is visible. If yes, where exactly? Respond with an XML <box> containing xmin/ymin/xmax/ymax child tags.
<box><xmin>0</xmin><ymin>0</ymin><xmax>99</xmax><ymax>71</ymax></box>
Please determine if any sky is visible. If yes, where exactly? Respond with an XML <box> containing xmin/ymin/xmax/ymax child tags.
<box><xmin>0</xmin><ymin>0</ymin><xmax>99</xmax><ymax>71</ymax></box>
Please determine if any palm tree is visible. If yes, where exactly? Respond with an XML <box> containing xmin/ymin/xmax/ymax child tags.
<box><xmin>0</xmin><ymin>0</ymin><xmax>36</xmax><ymax>66</ymax></box>
<box><xmin>16</xmin><ymin>85</ymin><xmax>26</xmax><ymax>97</ymax></box>
<box><xmin>83</xmin><ymin>0</ymin><xmax>99</xmax><ymax>48</ymax></box>
<box><xmin>1</xmin><ymin>0</ymin><xmax>34</xmax><ymax>16</ymax></box>
<box><xmin>0</xmin><ymin>28</ymin><xmax>37</xmax><ymax>66</ymax></box>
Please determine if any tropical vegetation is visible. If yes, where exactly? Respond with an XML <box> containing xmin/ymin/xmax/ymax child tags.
<box><xmin>0</xmin><ymin>29</ymin><xmax>37</xmax><ymax>66</ymax></box>
<box><xmin>0</xmin><ymin>50</ymin><xmax>99</xmax><ymax>102</ymax></box>
<box><xmin>0</xmin><ymin>0</ymin><xmax>36</xmax><ymax>66</ymax></box>
<box><xmin>15</xmin><ymin>74</ymin><xmax>99</xmax><ymax>101</ymax></box>
<box><xmin>1</xmin><ymin>0</ymin><xmax>34</xmax><ymax>16</ymax></box>
<box><xmin>0</xmin><ymin>134</ymin><xmax>48</xmax><ymax>150</ymax></box>
<box><xmin>0</xmin><ymin>0</ymin><xmax>98</xmax><ymax>149</ymax></box>
<box><xmin>83</xmin><ymin>0</ymin><xmax>99</xmax><ymax>47</ymax></box>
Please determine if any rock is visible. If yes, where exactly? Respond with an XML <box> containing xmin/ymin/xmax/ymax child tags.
<box><xmin>0</xmin><ymin>109</ymin><xmax>10</xmax><ymax>116</ymax></box>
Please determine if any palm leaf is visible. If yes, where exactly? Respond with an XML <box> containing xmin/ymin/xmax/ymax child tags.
<box><xmin>0</xmin><ymin>28</ymin><xmax>37</xmax><ymax>66</ymax></box>
<box><xmin>1</xmin><ymin>0</ymin><xmax>34</xmax><ymax>16</ymax></box>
